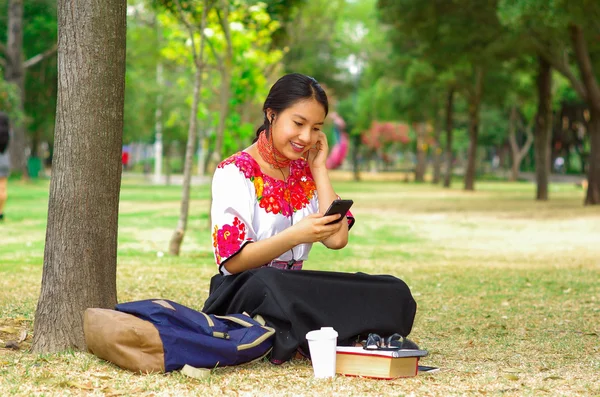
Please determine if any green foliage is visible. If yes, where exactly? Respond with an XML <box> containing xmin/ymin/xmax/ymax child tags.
<box><xmin>497</xmin><ymin>0</ymin><xmax>600</xmax><ymax>89</ymax></box>
<box><xmin>0</xmin><ymin>74</ymin><xmax>23</xmax><ymax>124</ymax></box>
<box><xmin>124</xmin><ymin>7</ymin><xmax>161</xmax><ymax>144</ymax></box>
<box><xmin>126</xmin><ymin>0</ymin><xmax>282</xmax><ymax>155</ymax></box>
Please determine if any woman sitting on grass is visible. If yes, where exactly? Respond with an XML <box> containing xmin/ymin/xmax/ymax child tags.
<box><xmin>203</xmin><ymin>73</ymin><xmax>417</xmax><ymax>363</ymax></box>
<box><xmin>210</xmin><ymin>73</ymin><xmax>353</xmax><ymax>275</ymax></box>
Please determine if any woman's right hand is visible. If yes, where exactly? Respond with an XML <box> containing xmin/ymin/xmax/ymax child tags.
<box><xmin>290</xmin><ymin>213</ymin><xmax>344</xmax><ymax>244</ymax></box>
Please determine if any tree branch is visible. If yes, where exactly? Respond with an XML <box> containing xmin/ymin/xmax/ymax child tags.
<box><xmin>531</xmin><ymin>36</ymin><xmax>587</xmax><ymax>101</ymax></box>
<box><xmin>174</xmin><ymin>0</ymin><xmax>199</xmax><ymax>65</ymax></box>
<box><xmin>174</xmin><ymin>0</ymin><xmax>212</xmax><ymax>69</ymax></box>
<box><xmin>205</xmin><ymin>35</ymin><xmax>223</xmax><ymax>66</ymax></box>
<box><xmin>216</xmin><ymin>2</ymin><xmax>232</xmax><ymax>59</ymax></box>
<box><xmin>569</xmin><ymin>23</ymin><xmax>600</xmax><ymax>111</ymax></box>
<box><xmin>24</xmin><ymin>43</ymin><xmax>58</xmax><ymax>69</ymax></box>
<box><xmin>518</xmin><ymin>117</ymin><xmax>534</xmax><ymax>159</ymax></box>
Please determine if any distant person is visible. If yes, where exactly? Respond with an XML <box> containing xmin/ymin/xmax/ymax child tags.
<box><xmin>554</xmin><ymin>156</ymin><xmax>565</xmax><ymax>174</ymax></box>
<box><xmin>0</xmin><ymin>112</ymin><xmax>10</xmax><ymax>221</ymax></box>
<box><xmin>122</xmin><ymin>147</ymin><xmax>130</xmax><ymax>171</ymax></box>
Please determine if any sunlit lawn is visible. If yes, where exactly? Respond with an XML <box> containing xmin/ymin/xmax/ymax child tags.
<box><xmin>1</xmin><ymin>173</ymin><xmax>599</xmax><ymax>396</ymax></box>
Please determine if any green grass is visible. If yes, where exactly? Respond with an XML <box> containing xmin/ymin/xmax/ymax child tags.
<box><xmin>0</xmin><ymin>174</ymin><xmax>599</xmax><ymax>396</ymax></box>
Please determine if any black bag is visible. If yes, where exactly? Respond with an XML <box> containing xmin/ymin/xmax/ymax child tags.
<box><xmin>203</xmin><ymin>268</ymin><xmax>417</xmax><ymax>364</ymax></box>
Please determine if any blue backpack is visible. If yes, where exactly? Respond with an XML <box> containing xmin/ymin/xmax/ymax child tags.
<box><xmin>84</xmin><ymin>299</ymin><xmax>275</xmax><ymax>373</ymax></box>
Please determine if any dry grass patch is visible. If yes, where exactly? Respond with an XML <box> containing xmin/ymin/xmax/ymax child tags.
<box><xmin>0</xmin><ymin>179</ymin><xmax>599</xmax><ymax>396</ymax></box>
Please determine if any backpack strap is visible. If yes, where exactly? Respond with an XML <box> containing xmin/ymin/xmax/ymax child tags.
<box><xmin>212</xmin><ymin>314</ymin><xmax>275</xmax><ymax>351</ymax></box>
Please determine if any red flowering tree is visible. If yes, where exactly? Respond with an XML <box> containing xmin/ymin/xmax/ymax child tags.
<box><xmin>361</xmin><ymin>121</ymin><xmax>411</xmax><ymax>169</ymax></box>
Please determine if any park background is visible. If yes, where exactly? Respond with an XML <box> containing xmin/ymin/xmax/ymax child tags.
<box><xmin>1</xmin><ymin>0</ymin><xmax>599</xmax><ymax>396</ymax></box>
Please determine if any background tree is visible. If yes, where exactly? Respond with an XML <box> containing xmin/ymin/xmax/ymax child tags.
<box><xmin>378</xmin><ymin>0</ymin><xmax>519</xmax><ymax>191</ymax></box>
<box><xmin>32</xmin><ymin>0</ymin><xmax>126</xmax><ymax>352</ymax></box>
<box><xmin>498</xmin><ymin>0</ymin><xmax>600</xmax><ymax>204</ymax></box>
<box><xmin>168</xmin><ymin>0</ymin><xmax>209</xmax><ymax>256</ymax></box>
<box><xmin>0</xmin><ymin>0</ymin><xmax>57</xmax><ymax>176</ymax></box>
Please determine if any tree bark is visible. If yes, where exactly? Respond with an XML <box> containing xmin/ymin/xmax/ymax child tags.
<box><xmin>5</xmin><ymin>0</ymin><xmax>27</xmax><ymax>176</ymax></box>
<box><xmin>443</xmin><ymin>87</ymin><xmax>455</xmax><ymax>188</ymax></box>
<box><xmin>464</xmin><ymin>68</ymin><xmax>484</xmax><ymax>191</ymax></box>
<box><xmin>586</xmin><ymin>113</ymin><xmax>600</xmax><ymax>204</ymax></box>
<box><xmin>351</xmin><ymin>133</ymin><xmax>361</xmax><ymax>181</ymax></box>
<box><xmin>534</xmin><ymin>56</ymin><xmax>552</xmax><ymax>201</ymax></box>
<box><xmin>169</xmin><ymin>0</ymin><xmax>208</xmax><ymax>255</ymax></box>
<box><xmin>508</xmin><ymin>106</ymin><xmax>534</xmax><ymax>182</ymax></box>
<box><xmin>431</xmin><ymin>109</ymin><xmax>442</xmax><ymax>184</ymax></box>
<box><xmin>32</xmin><ymin>0</ymin><xmax>127</xmax><ymax>353</ymax></box>
<box><xmin>569</xmin><ymin>24</ymin><xmax>600</xmax><ymax>205</ymax></box>
<box><xmin>414</xmin><ymin>123</ymin><xmax>427</xmax><ymax>182</ymax></box>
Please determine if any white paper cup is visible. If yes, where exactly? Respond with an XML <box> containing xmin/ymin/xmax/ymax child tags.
<box><xmin>305</xmin><ymin>327</ymin><xmax>338</xmax><ymax>378</ymax></box>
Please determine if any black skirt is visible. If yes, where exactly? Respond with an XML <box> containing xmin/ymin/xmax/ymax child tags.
<box><xmin>202</xmin><ymin>267</ymin><xmax>417</xmax><ymax>364</ymax></box>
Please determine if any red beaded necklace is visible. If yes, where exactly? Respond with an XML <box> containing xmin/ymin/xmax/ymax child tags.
<box><xmin>257</xmin><ymin>129</ymin><xmax>291</xmax><ymax>169</ymax></box>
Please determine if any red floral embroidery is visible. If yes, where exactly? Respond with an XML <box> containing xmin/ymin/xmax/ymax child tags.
<box><xmin>218</xmin><ymin>152</ymin><xmax>316</xmax><ymax>216</ymax></box>
<box><xmin>212</xmin><ymin>217</ymin><xmax>249</xmax><ymax>265</ymax></box>
<box><xmin>218</xmin><ymin>152</ymin><xmax>259</xmax><ymax>179</ymax></box>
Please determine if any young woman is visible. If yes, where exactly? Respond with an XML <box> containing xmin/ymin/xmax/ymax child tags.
<box><xmin>204</xmin><ymin>74</ymin><xmax>417</xmax><ymax>364</ymax></box>
<box><xmin>210</xmin><ymin>73</ymin><xmax>354</xmax><ymax>275</ymax></box>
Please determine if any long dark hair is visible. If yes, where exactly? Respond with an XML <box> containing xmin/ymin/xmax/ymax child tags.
<box><xmin>0</xmin><ymin>112</ymin><xmax>9</xmax><ymax>154</ymax></box>
<box><xmin>253</xmin><ymin>73</ymin><xmax>329</xmax><ymax>143</ymax></box>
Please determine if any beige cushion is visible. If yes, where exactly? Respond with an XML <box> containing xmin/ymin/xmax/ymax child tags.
<box><xmin>84</xmin><ymin>308</ymin><xmax>165</xmax><ymax>373</ymax></box>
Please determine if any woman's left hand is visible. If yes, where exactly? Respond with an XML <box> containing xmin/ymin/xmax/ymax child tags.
<box><xmin>306</xmin><ymin>131</ymin><xmax>329</xmax><ymax>171</ymax></box>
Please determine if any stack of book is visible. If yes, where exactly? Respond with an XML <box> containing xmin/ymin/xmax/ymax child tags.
<box><xmin>335</xmin><ymin>346</ymin><xmax>429</xmax><ymax>379</ymax></box>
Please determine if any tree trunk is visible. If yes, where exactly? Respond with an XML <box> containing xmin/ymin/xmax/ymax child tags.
<box><xmin>169</xmin><ymin>65</ymin><xmax>203</xmax><ymax>255</ymax></box>
<box><xmin>534</xmin><ymin>56</ymin><xmax>552</xmax><ymax>201</ymax></box>
<box><xmin>414</xmin><ymin>123</ymin><xmax>427</xmax><ymax>182</ymax></box>
<box><xmin>443</xmin><ymin>87</ymin><xmax>455</xmax><ymax>188</ymax></box>
<box><xmin>508</xmin><ymin>106</ymin><xmax>534</xmax><ymax>182</ymax></box>
<box><xmin>165</xmin><ymin>143</ymin><xmax>172</xmax><ymax>185</ymax></box>
<box><xmin>169</xmin><ymin>0</ymin><xmax>208</xmax><ymax>255</ymax></box>
<box><xmin>569</xmin><ymin>24</ymin><xmax>600</xmax><ymax>205</ymax></box>
<box><xmin>464</xmin><ymin>68</ymin><xmax>484</xmax><ymax>191</ymax></box>
<box><xmin>352</xmin><ymin>133</ymin><xmax>361</xmax><ymax>181</ymax></box>
<box><xmin>32</xmin><ymin>0</ymin><xmax>126</xmax><ymax>353</ymax></box>
<box><xmin>5</xmin><ymin>0</ymin><xmax>27</xmax><ymax>176</ymax></box>
<box><xmin>432</xmin><ymin>111</ymin><xmax>442</xmax><ymax>184</ymax></box>
<box><xmin>586</xmin><ymin>113</ymin><xmax>600</xmax><ymax>204</ymax></box>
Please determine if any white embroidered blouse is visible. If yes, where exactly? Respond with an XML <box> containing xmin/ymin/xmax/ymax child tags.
<box><xmin>211</xmin><ymin>151</ymin><xmax>354</xmax><ymax>275</ymax></box>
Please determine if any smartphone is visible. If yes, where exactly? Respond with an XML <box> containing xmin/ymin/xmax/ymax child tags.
<box><xmin>323</xmin><ymin>199</ymin><xmax>353</xmax><ymax>225</ymax></box>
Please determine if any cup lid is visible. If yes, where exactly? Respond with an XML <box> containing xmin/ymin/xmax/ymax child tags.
<box><xmin>306</xmin><ymin>327</ymin><xmax>338</xmax><ymax>340</ymax></box>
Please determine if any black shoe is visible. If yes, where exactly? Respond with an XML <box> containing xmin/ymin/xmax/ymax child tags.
<box><xmin>0</xmin><ymin>213</ymin><xmax>4</xmax><ymax>221</ymax></box>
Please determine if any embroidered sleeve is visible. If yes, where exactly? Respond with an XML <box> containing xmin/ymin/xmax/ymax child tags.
<box><xmin>345</xmin><ymin>207</ymin><xmax>356</xmax><ymax>230</ymax></box>
<box><xmin>211</xmin><ymin>163</ymin><xmax>257</xmax><ymax>273</ymax></box>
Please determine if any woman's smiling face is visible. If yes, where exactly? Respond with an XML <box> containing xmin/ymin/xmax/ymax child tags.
<box><xmin>267</xmin><ymin>98</ymin><xmax>326</xmax><ymax>160</ymax></box>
